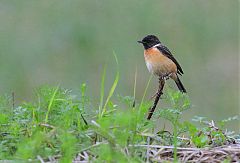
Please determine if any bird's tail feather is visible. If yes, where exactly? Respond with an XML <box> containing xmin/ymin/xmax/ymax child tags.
<box><xmin>175</xmin><ymin>76</ymin><xmax>186</xmax><ymax>93</ymax></box>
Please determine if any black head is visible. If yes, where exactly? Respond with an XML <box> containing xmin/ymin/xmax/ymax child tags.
<box><xmin>138</xmin><ymin>35</ymin><xmax>161</xmax><ymax>49</ymax></box>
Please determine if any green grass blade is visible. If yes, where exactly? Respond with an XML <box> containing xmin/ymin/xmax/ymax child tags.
<box><xmin>80</xmin><ymin>83</ymin><xmax>88</xmax><ymax>126</ymax></box>
<box><xmin>81</xmin><ymin>83</ymin><xmax>87</xmax><ymax>110</ymax></box>
<box><xmin>45</xmin><ymin>86</ymin><xmax>59</xmax><ymax>123</ymax></box>
<box><xmin>101</xmin><ymin>52</ymin><xmax>119</xmax><ymax>117</ymax></box>
<box><xmin>136</xmin><ymin>74</ymin><xmax>152</xmax><ymax>122</ymax></box>
<box><xmin>132</xmin><ymin>66</ymin><xmax>137</xmax><ymax>108</ymax></box>
<box><xmin>98</xmin><ymin>65</ymin><xmax>106</xmax><ymax>118</ymax></box>
<box><xmin>139</xmin><ymin>74</ymin><xmax>152</xmax><ymax>109</ymax></box>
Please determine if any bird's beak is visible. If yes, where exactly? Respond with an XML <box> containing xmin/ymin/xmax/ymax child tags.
<box><xmin>137</xmin><ymin>40</ymin><xmax>143</xmax><ymax>44</ymax></box>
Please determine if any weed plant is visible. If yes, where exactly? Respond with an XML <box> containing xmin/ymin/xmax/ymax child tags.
<box><xmin>0</xmin><ymin>56</ymin><xmax>238</xmax><ymax>162</ymax></box>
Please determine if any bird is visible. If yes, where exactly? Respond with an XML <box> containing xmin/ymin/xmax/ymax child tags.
<box><xmin>138</xmin><ymin>35</ymin><xmax>186</xmax><ymax>93</ymax></box>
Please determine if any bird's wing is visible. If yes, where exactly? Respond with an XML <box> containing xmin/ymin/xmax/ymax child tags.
<box><xmin>156</xmin><ymin>44</ymin><xmax>184</xmax><ymax>75</ymax></box>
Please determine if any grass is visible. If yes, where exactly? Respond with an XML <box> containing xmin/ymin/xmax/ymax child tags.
<box><xmin>0</xmin><ymin>57</ymin><xmax>239</xmax><ymax>162</ymax></box>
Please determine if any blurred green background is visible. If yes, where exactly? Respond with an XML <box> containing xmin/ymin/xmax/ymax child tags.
<box><xmin>0</xmin><ymin>1</ymin><xmax>239</xmax><ymax>129</ymax></box>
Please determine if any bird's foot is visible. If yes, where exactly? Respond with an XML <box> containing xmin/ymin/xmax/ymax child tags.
<box><xmin>163</xmin><ymin>73</ymin><xmax>172</xmax><ymax>80</ymax></box>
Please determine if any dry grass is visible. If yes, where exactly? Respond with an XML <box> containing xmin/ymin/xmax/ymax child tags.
<box><xmin>28</xmin><ymin>142</ymin><xmax>240</xmax><ymax>163</ymax></box>
<box><xmin>139</xmin><ymin>143</ymin><xmax>240</xmax><ymax>162</ymax></box>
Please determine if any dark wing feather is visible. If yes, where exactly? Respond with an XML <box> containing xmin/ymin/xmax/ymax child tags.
<box><xmin>157</xmin><ymin>44</ymin><xmax>184</xmax><ymax>75</ymax></box>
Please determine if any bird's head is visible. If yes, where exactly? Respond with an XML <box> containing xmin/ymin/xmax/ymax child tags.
<box><xmin>138</xmin><ymin>35</ymin><xmax>161</xmax><ymax>49</ymax></box>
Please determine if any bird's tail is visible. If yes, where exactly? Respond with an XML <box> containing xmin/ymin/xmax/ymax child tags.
<box><xmin>175</xmin><ymin>75</ymin><xmax>187</xmax><ymax>93</ymax></box>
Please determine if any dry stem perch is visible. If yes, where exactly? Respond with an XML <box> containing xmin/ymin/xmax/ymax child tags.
<box><xmin>147</xmin><ymin>77</ymin><xmax>165</xmax><ymax>120</ymax></box>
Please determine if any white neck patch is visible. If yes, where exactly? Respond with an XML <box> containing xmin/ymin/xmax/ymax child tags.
<box><xmin>152</xmin><ymin>43</ymin><xmax>161</xmax><ymax>48</ymax></box>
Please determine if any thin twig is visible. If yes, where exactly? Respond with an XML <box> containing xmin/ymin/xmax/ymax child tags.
<box><xmin>37</xmin><ymin>155</ymin><xmax>45</xmax><ymax>163</ymax></box>
<box><xmin>146</xmin><ymin>137</ymin><xmax>150</xmax><ymax>163</ymax></box>
<box><xmin>79</xmin><ymin>141</ymin><xmax>108</xmax><ymax>152</ymax></box>
<box><xmin>80</xmin><ymin>113</ymin><xmax>88</xmax><ymax>126</ymax></box>
<box><xmin>39</xmin><ymin>123</ymin><xmax>55</xmax><ymax>129</ymax></box>
<box><xmin>130</xmin><ymin>144</ymin><xmax>200</xmax><ymax>151</ymax></box>
<box><xmin>147</xmin><ymin>78</ymin><xmax>165</xmax><ymax>120</ymax></box>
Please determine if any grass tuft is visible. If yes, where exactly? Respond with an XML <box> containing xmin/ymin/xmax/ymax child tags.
<box><xmin>0</xmin><ymin>56</ymin><xmax>238</xmax><ymax>162</ymax></box>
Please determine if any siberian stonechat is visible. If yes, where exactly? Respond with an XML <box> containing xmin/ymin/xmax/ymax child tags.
<box><xmin>138</xmin><ymin>35</ymin><xmax>186</xmax><ymax>93</ymax></box>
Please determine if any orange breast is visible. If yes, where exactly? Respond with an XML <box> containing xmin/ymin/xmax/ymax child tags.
<box><xmin>144</xmin><ymin>47</ymin><xmax>177</xmax><ymax>76</ymax></box>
